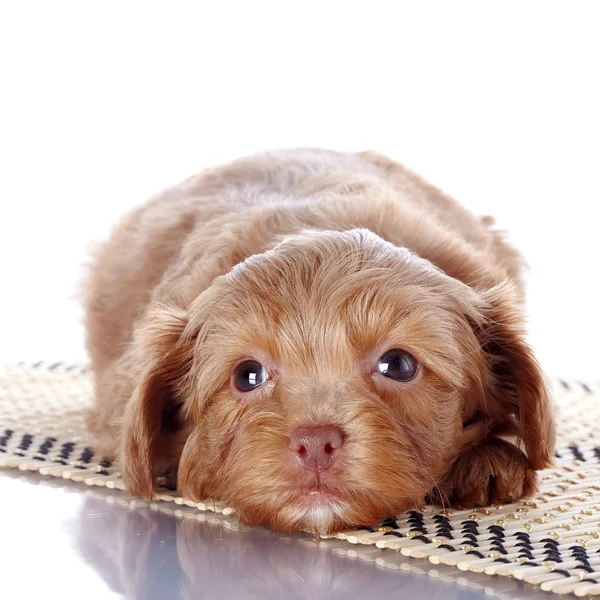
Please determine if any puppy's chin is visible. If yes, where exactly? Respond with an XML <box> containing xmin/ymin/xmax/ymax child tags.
<box><xmin>232</xmin><ymin>489</ymin><xmax>412</xmax><ymax>536</ymax></box>
<box><xmin>277</xmin><ymin>494</ymin><xmax>345</xmax><ymax>535</ymax></box>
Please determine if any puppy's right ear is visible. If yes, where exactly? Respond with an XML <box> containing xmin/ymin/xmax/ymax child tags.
<box><xmin>120</xmin><ymin>305</ymin><xmax>193</xmax><ymax>498</ymax></box>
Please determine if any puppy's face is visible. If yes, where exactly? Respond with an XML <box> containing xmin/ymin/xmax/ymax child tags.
<box><xmin>121</xmin><ymin>229</ymin><xmax>553</xmax><ymax>534</ymax></box>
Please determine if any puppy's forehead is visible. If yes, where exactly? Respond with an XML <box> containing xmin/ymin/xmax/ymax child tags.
<box><xmin>231</xmin><ymin>286</ymin><xmax>459</xmax><ymax>373</ymax></box>
<box><xmin>215</xmin><ymin>229</ymin><xmax>468</xmax><ymax>373</ymax></box>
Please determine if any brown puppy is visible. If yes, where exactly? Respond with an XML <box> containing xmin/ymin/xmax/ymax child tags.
<box><xmin>83</xmin><ymin>148</ymin><xmax>555</xmax><ymax>534</ymax></box>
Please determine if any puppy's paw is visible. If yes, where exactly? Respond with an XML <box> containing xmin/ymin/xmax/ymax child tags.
<box><xmin>431</xmin><ymin>438</ymin><xmax>538</xmax><ymax>508</ymax></box>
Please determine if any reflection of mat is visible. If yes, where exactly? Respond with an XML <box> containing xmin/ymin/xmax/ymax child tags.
<box><xmin>2</xmin><ymin>364</ymin><xmax>600</xmax><ymax>597</ymax></box>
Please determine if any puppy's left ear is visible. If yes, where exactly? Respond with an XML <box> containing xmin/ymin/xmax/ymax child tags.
<box><xmin>471</xmin><ymin>283</ymin><xmax>556</xmax><ymax>470</ymax></box>
<box><xmin>120</xmin><ymin>305</ymin><xmax>193</xmax><ymax>498</ymax></box>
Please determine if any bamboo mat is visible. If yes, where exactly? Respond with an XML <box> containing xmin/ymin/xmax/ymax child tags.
<box><xmin>2</xmin><ymin>362</ymin><xmax>600</xmax><ymax>597</ymax></box>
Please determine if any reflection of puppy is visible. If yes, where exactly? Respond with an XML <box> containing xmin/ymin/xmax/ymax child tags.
<box><xmin>84</xmin><ymin>148</ymin><xmax>555</xmax><ymax>534</ymax></box>
<box><xmin>175</xmin><ymin>515</ymin><xmax>435</xmax><ymax>600</ymax></box>
<box><xmin>75</xmin><ymin>497</ymin><xmax>462</xmax><ymax>600</ymax></box>
<box><xmin>74</xmin><ymin>497</ymin><xmax>182</xmax><ymax>600</ymax></box>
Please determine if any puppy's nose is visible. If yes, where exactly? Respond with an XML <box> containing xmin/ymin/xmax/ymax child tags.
<box><xmin>289</xmin><ymin>425</ymin><xmax>344</xmax><ymax>471</ymax></box>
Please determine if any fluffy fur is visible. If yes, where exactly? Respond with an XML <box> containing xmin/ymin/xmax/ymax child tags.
<box><xmin>84</xmin><ymin>148</ymin><xmax>555</xmax><ymax>534</ymax></box>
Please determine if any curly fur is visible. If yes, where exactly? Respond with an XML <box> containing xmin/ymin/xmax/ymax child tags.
<box><xmin>83</xmin><ymin>148</ymin><xmax>555</xmax><ymax>533</ymax></box>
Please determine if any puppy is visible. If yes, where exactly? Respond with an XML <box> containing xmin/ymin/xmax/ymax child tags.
<box><xmin>84</xmin><ymin>148</ymin><xmax>555</xmax><ymax>534</ymax></box>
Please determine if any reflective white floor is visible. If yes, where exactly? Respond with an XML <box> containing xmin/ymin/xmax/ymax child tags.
<box><xmin>0</xmin><ymin>471</ymin><xmax>549</xmax><ymax>600</ymax></box>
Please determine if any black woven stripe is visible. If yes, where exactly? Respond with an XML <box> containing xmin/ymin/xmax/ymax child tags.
<box><xmin>572</xmin><ymin>554</ymin><xmax>591</xmax><ymax>563</ymax></box>
<box><xmin>462</xmin><ymin>528</ymin><xmax>480</xmax><ymax>536</ymax></box>
<box><xmin>461</xmin><ymin>520</ymin><xmax>480</xmax><ymax>546</ymax></box>
<box><xmin>572</xmin><ymin>553</ymin><xmax>590</xmax><ymax>560</ymax></box>
<box><xmin>516</xmin><ymin>542</ymin><xmax>534</xmax><ymax>550</ymax></box>
<box><xmin>435</xmin><ymin>529</ymin><xmax>454</xmax><ymax>540</ymax></box>
<box><xmin>580</xmin><ymin>382</ymin><xmax>592</xmax><ymax>394</ymax></box>
<box><xmin>0</xmin><ymin>429</ymin><xmax>13</xmax><ymax>447</ymax></box>
<box><xmin>494</xmin><ymin>558</ymin><xmax>512</xmax><ymax>564</ymax></box>
<box><xmin>408</xmin><ymin>510</ymin><xmax>424</xmax><ymax>519</ymax></box>
<box><xmin>434</xmin><ymin>514</ymin><xmax>454</xmax><ymax>539</ymax></box>
<box><xmin>432</xmin><ymin>515</ymin><xmax>453</xmax><ymax>529</ymax></box>
<box><xmin>462</xmin><ymin>527</ymin><xmax>479</xmax><ymax>536</ymax></box>
<box><xmin>412</xmin><ymin>535</ymin><xmax>432</xmax><ymax>544</ymax></box>
<box><xmin>575</xmin><ymin>558</ymin><xmax>591</xmax><ymax>567</ymax></box>
<box><xmin>487</xmin><ymin>525</ymin><xmax>505</xmax><ymax>536</ymax></box>
<box><xmin>17</xmin><ymin>434</ymin><xmax>34</xmax><ymax>452</ymax></box>
<box><xmin>559</xmin><ymin>379</ymin><xmax>570</xmax><ymax>390</ymax></box>
<box><xmin>57</xmin><ymin>442</ymin><xmax>76</xmax><ymax>461</ymax></box>
<box><xmin>384</xmin><ymin>531</ymin><xmax>405</xmax><ymax>538</ymax></box>
<box><xmin>466</xmin><ymin>550</ymin><xmax>485</xmax><ymax>558</ymax></box>
<box><xmin>407</xmin><ymin>516</ymin><xmax>426</xmax><ymax>527</ymax></box>
<box><xmin>438</xmin><ymin>544</ymin><xmax>456</xmax><ymax>552</ymax></box>
<box><xmin>519</xmin><ymin>554</ymin><xmax>536</xmax><ymax>562</ymax></box>
<box><xmin>521</xmin><ymin>561</ymin><xmax>540</xmax><ymax>567</ymax></box>
<box><xmin>569</xmin><ymin>445</ymin><xmax>586</xmax><ymax>461</ymax></box>
<box><xmin>462</xmin><ymin>533</ymin><xmax>479</xmax><ymax>545</ymax></box>
<box><xmin>358</xmin><ymin>526</ymin><xmax>377</xmax><ymax>533</ymax></box>
<box><xmin>37</xmin><ymin>437</ymin><xmax>57</xmax><ymax>456</ymax></box>
<box><xmin>577</xmin><ymin>564</ymin><xmax>594</xmax><ymax>573</ymax></box>
<box><xmin>552</xmin><ymin>569</ymin><xmax>571</xmax><ymax>577</ymax></box>
<box><xmin>380</xmin><ymin>517</ymin><xmax>400</xmax><ymax>530</ymax></box>
<box><xmin>541</xmin><ymin>537</ymin><xmax>558</xmax><ymax>546</ymax></box>
<box><xmin>407</xmin><ymin>514</ymin><xmax>426</xmax><ymax>531</ymax></box>
<box><xmin>77</xmin><ymin>447</ymin><xmax>94</xmax><ymax>464</ymax></box>
<box><xmin>461</xmin><ymin>519</ymin><xmax>480</xmax><ymax>528</ymax></box>
<box><xmin>582</xmin><ymin>578</ymin><xmax>599</xmax><ymax>583</ymax></box>
<box><xmin>545</xmin><ymin>552</ymin><xmax>562</xmax><ymax>562</ymax></box>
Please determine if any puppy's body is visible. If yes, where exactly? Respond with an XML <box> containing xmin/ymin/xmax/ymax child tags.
<box><xmin>85</xmin><ymin>149</ymin><xmax>554</xmax><ymax>533</ymax></box>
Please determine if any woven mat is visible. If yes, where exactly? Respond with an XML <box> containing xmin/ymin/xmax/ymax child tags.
<box><xmin>2</xmin><ymin>364</ymin><xmax>600</xmax><ymax>597</ymax></box>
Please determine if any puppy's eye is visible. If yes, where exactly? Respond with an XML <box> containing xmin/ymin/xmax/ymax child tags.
<box><xmin>233</xmin><ymin>360</ymin><xmax>268</xmax><ymax>392</ymax></box>
<box><xmin>377</xmin><ymin>349</ymin><xmax>418</xmax><ymax>381</ymax></box>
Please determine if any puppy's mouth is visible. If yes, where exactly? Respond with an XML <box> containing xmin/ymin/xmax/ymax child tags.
<box><xmin>296</xmin><ymin>486</ymin><xmax>342</xmax><ymax>506</ymax></box>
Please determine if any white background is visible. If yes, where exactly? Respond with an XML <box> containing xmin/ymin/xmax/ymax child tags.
<box><xmin>0</xmin><ymin>2</ymin><xmax>598</xmax><ymax>378</ymax></box>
